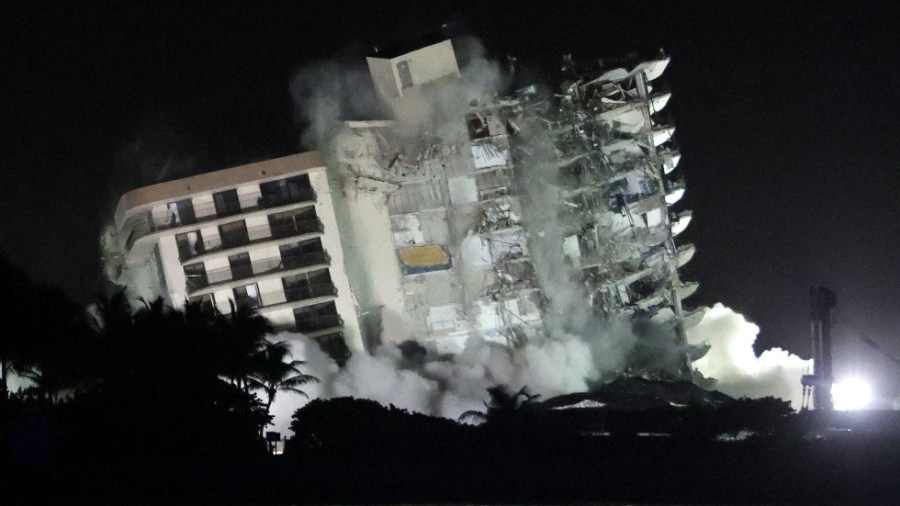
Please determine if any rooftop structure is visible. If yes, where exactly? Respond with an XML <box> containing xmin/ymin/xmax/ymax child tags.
<box><xmin>102</xmin><ymin>152</ymin><xmax>364</xmax><ymax>359</ymax></box>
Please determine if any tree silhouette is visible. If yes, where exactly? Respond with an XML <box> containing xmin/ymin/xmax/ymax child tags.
<box><xmin>460</xmin><ymin>385</ymin><xmax>541</xmax><ymax>426</ymax></box>
<box><xmin>249</xmin><ymin>340</ymin><xmax>318</xmax><ymax>412</ymax></box>
<box><xmin>0</xmin><ymin>255</ymin><xmax>93</xmax><ymax>403</ymax></box>
<box><xmin>73</xmin><ymin>294</ymin><xmax>274</xmax><ymax>458</ymax></box>
<box><xmin>0</xmin><ymin>254</ymin><xmax>37</xmax><ymax>396</ymax></box>
<box><xmin>215</xmin><ymin>302</ymin><xmax>273</xmax><ymax>394</ymax></box>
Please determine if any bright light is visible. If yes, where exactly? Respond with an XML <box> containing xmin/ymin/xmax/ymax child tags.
<box><xmin>831</xmin><ymin>377</ymin><xmax>872</xmax><ymax>410</ymax></box>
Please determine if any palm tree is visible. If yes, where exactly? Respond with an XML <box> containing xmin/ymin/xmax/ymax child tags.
<box><xmin>249</xmin><ymin>340</ymin><xmax>318</xmax><ymax>412</ymax></box>
<box><xmin>460</xmin><ymin>385</ymin><xmax>541</xmax><ymax>425</ymax></box>
<box><xmin>216</xmin><ymin>303</ymin><xmax>272</xmax><ymax>394</ymax></box>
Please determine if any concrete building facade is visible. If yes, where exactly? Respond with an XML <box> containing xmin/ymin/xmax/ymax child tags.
<box><xmin>103</xmin><ymin>152</ymin><xmax>364</xmax><ymax>355</ymax></box>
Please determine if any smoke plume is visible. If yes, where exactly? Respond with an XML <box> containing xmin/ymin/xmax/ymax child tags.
<box><xmin>269</xmin><ymin>302</ymin><xmax>814</xmax><ymax>435</ymax></box>
<box><xmin>687</xmin><ymin>303</ymin><xmax>811</xmax><ymax>407</ymax></box>
<box><xmin>289</xmin><ymin>57</ymin><xmax>389</xmax><ymax>149</ymax></box>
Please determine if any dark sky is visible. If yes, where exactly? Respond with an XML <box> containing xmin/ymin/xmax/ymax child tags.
<box><xmin>2</xmin><ymin>1</ymin><xmax>898</xmax><ymax>395</ymax></box>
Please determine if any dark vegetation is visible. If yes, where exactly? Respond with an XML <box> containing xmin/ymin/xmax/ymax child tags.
<box><xmin>0</xmin><ymin>254</ymin><xmax>314</xmax><ymax>462</ymax></box>
<box><xmin>2</xmin><ymin>254</ymin><xmax>899</xmax><ymax>503</ymax></box>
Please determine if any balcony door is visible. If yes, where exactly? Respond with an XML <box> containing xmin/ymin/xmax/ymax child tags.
<box><xmin>294</xmin><ymin>301</ymin><xmax>340</xmax><ymax>332</ymax></box>
<box><xmin>260</xmin><ymin>174</ymin><xmax>312</xmax><ymax>207</ymax></box>
<box><xmin>176</xmin><ymin>231</ymin><xmax>204</xmax><ymax>260</ymax></box>
<box><xmin>232</xmin><ymin>283</ymin><xmax>260</xmax><ymax>311</ymax></box>
<box><xmin>282</xmin><ymin>269</ymin><xmax>332</xmax><ymax>302</ymax></box>
<box><xmin>279</xmin><ymin>238</ymin><xmax>324</xmax><ymax>269</ymax></box>
<box><xmin>213</xmin><ymin>189</ymin><xmax>241</xmax><ymax>217</ymax></box>
<box><xmin>268</xmin><ymin>207</ymin><xmax>318</xmax><ymax>238</ymax></box>
<box><xmin>219</xmin><ymin>220</ymin><xmax>249</xmax><ymax>249</ymax></box>
<box><xmin>184</xmin><ymin>263</ymin><xmax>208</xmax><ymax>292</ymax></box>
<box><xmin>228</xmin><ymin>252</ymin><xmax>253</xmax><ymax>280</ymax></box>
<box><xmin>167</xmin><ymin>199</ymin><xmax>196</xmax><ymax>226</ymax></box>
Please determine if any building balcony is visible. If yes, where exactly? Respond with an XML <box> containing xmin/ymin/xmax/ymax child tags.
<box><xmin>185</xmin><ymin>250</ymin><xmax>330</xmax><ymax>292</ymax></box>
<box><xmin>213</xmin><ymin>282</ymin><xmax>337</xmax><ymax>314</ymax></box>
<box><xmin>259</xmin><ymin>283</ymin><xmax>338</xmax><ymax>307</ymax></box>
<box><xmin>296</xmin><ymin>314</ymin><xmax>344</xmax><ymax>333</ymax></box>
<box><xmin>124</xmin><ymin>187</ymin><xmax>317</xmax><ymax>250</ymax></box>
<box><xmin>179</xmin><ymin>219</ymin><xmax>323</xmax><ymax>262</ymax></box>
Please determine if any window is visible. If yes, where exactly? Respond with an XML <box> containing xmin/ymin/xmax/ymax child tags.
<box><xmin>260</xmin><ymin>175</ymin><xmax>313</xmax><ymax>207</ymax></box>
<box><xmin>233</xmin><ymin>283</ymin><xmax>260</xmax><ymax>310</ymax></box>
<box><xmin>213</xmin><ymin>189</ymin><xmax>241</xmax><ymax>217</ymax></box>
<box><xmin>184</xmin><ymin>263</ymin><xmax>208</xmax><ymax>292</ymax></box>
<box><xmin>167</xmin><ymin>199</ymin><xmax>196</xmax><ymax>226</ymax></box>
<box><xmin>190</xmin><ymin>294</ymin><xmax>214</xmax><ymax>312</ymax></box>
<box><xmin>397</xmin><ymin>60</ymin><xmax>413</xmax><ymax>89</ymax></box>
<box><xmin>282</xmin><ymin>269</ymin><xmax>333</xmax><ymax>301</ymax></box>
<box><xmin>219</xmin><ymin>220</ymin><xmax>249</xmax><ymax>249</ymax></box>
<box><xmin>282</xmin><ymin>269</ymin><xmax>332</xmax><ymax>291</ymax></box>
<box><xmin>268</xmin><ymin>207</ymin><xmax>318</xmax><ymax>237</ymax></box>
<box><xmin>280</xmin><ymin>238</ymin><xmax>325</xmax><ymax>270</ymax></box>
<box><xmin>228</xmin><ymin>252</ymin><xmax>253</xmax><ymax>280</ymax></box>
<box><xmin>294</xmin><ymin>301</ymin><xmax>341</xmax><ymax>332</ymax></box>
<box><xmin>466</xmin><ymin>113</ymin><xmax>490</xmax><ymax>140</ymax></box>
<box><xmin>638</xmin><ymin>178</ymin><xmax>659</xmax><ymax>196</ymax></box>
<box><xmin>176</xmin><ymin>231</ymin><xmax>204</xmax><ymax>260</ymax></box>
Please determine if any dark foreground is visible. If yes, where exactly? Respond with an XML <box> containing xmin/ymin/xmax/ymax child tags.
<box><xmin>6</xmin><ymin>435</ymin><xmax>900</xmax><ymax>504</ymax></box>
<box><xmin>4</xmin><ymin>400</ymin><xmax>899</xmax><ymax>504</ymax></box>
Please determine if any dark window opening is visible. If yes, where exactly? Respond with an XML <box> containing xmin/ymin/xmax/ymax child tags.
<box><xmin>232</xmin><ymin>283</ymin><xmax>260</xmax><ymax>310</ymax></box>
<box><xmin>184</xmin><ymin>263</ymin><xmax>208</xmax><ymax>292</ymax></box>
<box><xmin>282</xmin><ymin>269</ymin><xmax>335</xmax><ymax>301</ymax></box>
<box><xmin>280</xmin><ymin>238</ymin><xmax>326</xmax><ymax>270</ymax></box>
<box><xmin>176</xmin><ymin>231</ymin><xmax>204</xmax><ymax>260</ymax></box>
<box><xmin>219</xmin><ymin>220</ymin><xmax>249</xmax><ymax>249</ymax></box>
<box><xmin>466</xmin><ymin>113</ymin><xmax>490</xmax><ymax>140</ymax></box>
<box><xmin>168</xmin><ymin>199</ymin><xmax>197</xmax><ymax>227</ymax></box>
<box><xmin>282</xmin><ymin>269</ymin><xmax>332</xmax><ymax>290</ymax></box>
<box><xmin>213</xmin><ymin>189</ymin><xmax>241</xmax><ymax>217</ymax></box>
<box><xmin>228</xmin><ymin>252</ymin><xmax>253</xmax><ymax>280</ymax></box>
<box><xmin>294</xmin><ymin>301</ymin><xmax>342</xmax><ymax>332</ymax></box>
<box><xmin>260</xmin><ymin>175</ymin><xmax>314</xmax><ymax>207</ymax></box>
<box><xmin>268</xmin><ymin>207</ymin><xmax>320</xmax><ymax>237</ymax></box>
<box><xmin>190</xmin><ymin>294</ymin><xmax>215</xmax><ymax>312</ymax></box>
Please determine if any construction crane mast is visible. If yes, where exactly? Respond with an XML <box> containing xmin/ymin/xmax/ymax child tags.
<box><xmin>801</xmin><ymin>286</ymin><xmax>837</xmax><ymax>410</ymax></box>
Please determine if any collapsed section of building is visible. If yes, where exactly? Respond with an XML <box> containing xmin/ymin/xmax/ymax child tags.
<box><xmin>102</xmin><ymin>39</ymin><xmax>707</xmax><ymax>378</ymax></box>
<box><xmin>329</xmin><ymin>40</ymin><xmax>706</xmax><ymax>377</ymax></box>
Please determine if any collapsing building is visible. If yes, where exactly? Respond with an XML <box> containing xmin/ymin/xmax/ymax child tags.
<box><xmin>102</xmin><ymin>38</ymin><xmax>707</xmax><ymax>378</ymax></box>
<box><xmin>330</xmin><ymin>41</ymin><xmax>543</xmax><ymax>354</ymax></box>
<box><xmin>329</xmin><ymin>40</ymin><xmax>707</xmax><ymax>377</ymax></box>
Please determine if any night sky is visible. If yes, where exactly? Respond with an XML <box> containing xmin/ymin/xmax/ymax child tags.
<box><xmin>2</xmin><ymin>2</ymin><xmax>898</xmax><ymax>397</ymax></box>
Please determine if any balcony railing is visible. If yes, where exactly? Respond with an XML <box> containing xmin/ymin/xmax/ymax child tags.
<box><xmin>212</xmin><ymin>283</ymin><xmax>337</xmax><ymax>314</ymax></box>
<box><xmin>179</xmin><ymin>219</ymin><xmax>323</xmax><ymax>261</ymax></box>
<box><xmin>124</xmin><ymin>187</ymin><xmax>317</xmax><ymax>249</ymax></box>
<box><xmin>296</xmin><ymin>314</ymin><xmax>344</xmax><ymax>332</ymax></box>
<box><xmin>185</xmin><ymin>250</ymin><xmax>330</xmax><ymax>292</ymax></box>
<box><xmin>213</xmin><ymin>296</ymin><xmax>261</xmax><ymax>314</ymax></box>
<box><xmin>260</xmin><ymin>283</ymin><xmax>338</xmax><ymax>306</ymax></box>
